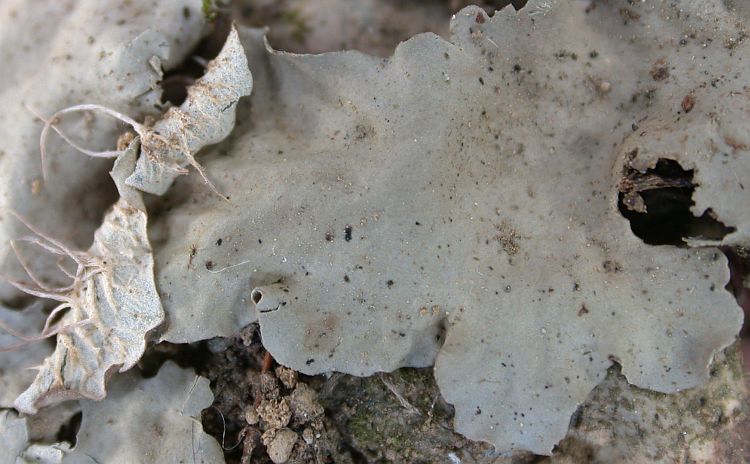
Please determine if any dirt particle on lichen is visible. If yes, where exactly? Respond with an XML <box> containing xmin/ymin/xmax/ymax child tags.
<box><xmin>650</xmin><ymin>59</ymin><xmax>670</xmax><ymax>81</ymax></box>
<box><xmin>578</xmin><ymin>304</ymin><xmax>590</xmax><ymax>316</ymax></box>
<box><xmin>681</xmin><ymin>94</ymin><xmax>695</xmax><ymax>113</ymax></box>
<box><xmin>602</xmin><ymin>260</ymin><xmax>623</xmax><ymax>273</ymax></box>
<box><xmin>493</xmin><ymin>221</ymin><xmax>521</xmax><ymax>256</ymax></box>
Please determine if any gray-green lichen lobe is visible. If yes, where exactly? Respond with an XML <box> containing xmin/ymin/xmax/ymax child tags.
<box><xmin>150</xmin><ymin>0</ymin><xmax>747</xmax><ymax>454</ymax></box>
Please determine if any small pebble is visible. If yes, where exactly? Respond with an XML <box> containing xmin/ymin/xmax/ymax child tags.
<box><xmin>302</xmin><ymin>427</ymin><xmax>315</xmax><ymax>445</ymax></box>
<box><xmin>263</xmin><ymin>428</ymin><xmax>298</xmax><ymax>464</ymax></box>
<box><xmin>275</xmin><ymin>366</ymin><xmax>298</xmax><ymax>389</ymax></box>
<box><xmin>290</xmin><ymin>383</ymin><xmax>324</xmax><ymax>423</ymax></box>
<box><xmin>260</xmin><ymin>372</ymin><xmax>280</xmax><ymax>399</ymax></box>
<box><xmin>257</xmin><ymin>398</ymin><xmax>292</xmax><ymax>429</ymax></box>
<box><xmin>245</xmin><ymin>407</ymin><xmax>259</xmax><ymax>425</ymax></box>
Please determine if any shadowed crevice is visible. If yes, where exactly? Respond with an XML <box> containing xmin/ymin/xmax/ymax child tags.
<box><xmin>618</xmin><ymin>158</ymin><xmax>735</xmax><ymax>246</ymax></box>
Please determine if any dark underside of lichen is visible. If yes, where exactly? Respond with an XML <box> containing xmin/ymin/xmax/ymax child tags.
<box><xmin>618</xmin><ymin>158</ymin><xmax>735</xmax><ymax>246</ymax></box>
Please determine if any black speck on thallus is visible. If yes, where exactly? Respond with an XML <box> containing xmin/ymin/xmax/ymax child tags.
<box><xmin>344</xmin><ymin>226</ymin><xmax>353</xmax><ymax>242</ymax></box>
<box><xmin>306</xmin><ymin>359</ymin><xmax>315</xmax><ymax>365</ymax></box>
<box><xmin>205</xmin><ymin>261</ymin><xmax>214</xmax><ymax>270</ymax></box>
<box><xmin>387</xmin><ymin>279</ymin><xmax>394</xmax><ymax>288</ymax></box>
<box><xmin>216</xmin><ymin>238</ymin><xmax>222</xmax><ymax>246</ymax></box>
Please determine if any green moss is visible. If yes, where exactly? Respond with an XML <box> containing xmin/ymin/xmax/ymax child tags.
<box><xmin>620</xmin><ymin>397</ymin><xmax>636</xmax><ymax>411</ymax></box>
<box><xmin>393</xmin><ymin>368</ymin><xmax>422</xmax><ymax>384</ymax></box>
<box><xmin>315</xmin><ymin>369</ymin><xmax>501</xmax><ymax>462</ymax></box>
<box><xmin>724</xmin><ymin>343</ymin><xmax>744</xmax><ymax>381</ymax></box>
<box><xmin>281</xmin><ymin>9</ymin><xmax>310</xmax><ymax>43</ymax></box>
<box><xmin>202</xmin><ymin>0</ymin><xmax>217</xmax><ymax>21</ymax></box>
<box><xmin>349</xmin><ymin>407</ymin><xmax>412</xmax><ymax>457</ymax></box>
<box><xmin>348</xmin><ymin>411</ymin><xmax>379</xmax><ymax>443</ymax></box>
<box><xmin>630</xmin><ymin>383</ymin><xmax>667</xmax><ymax>401</ymax></box>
